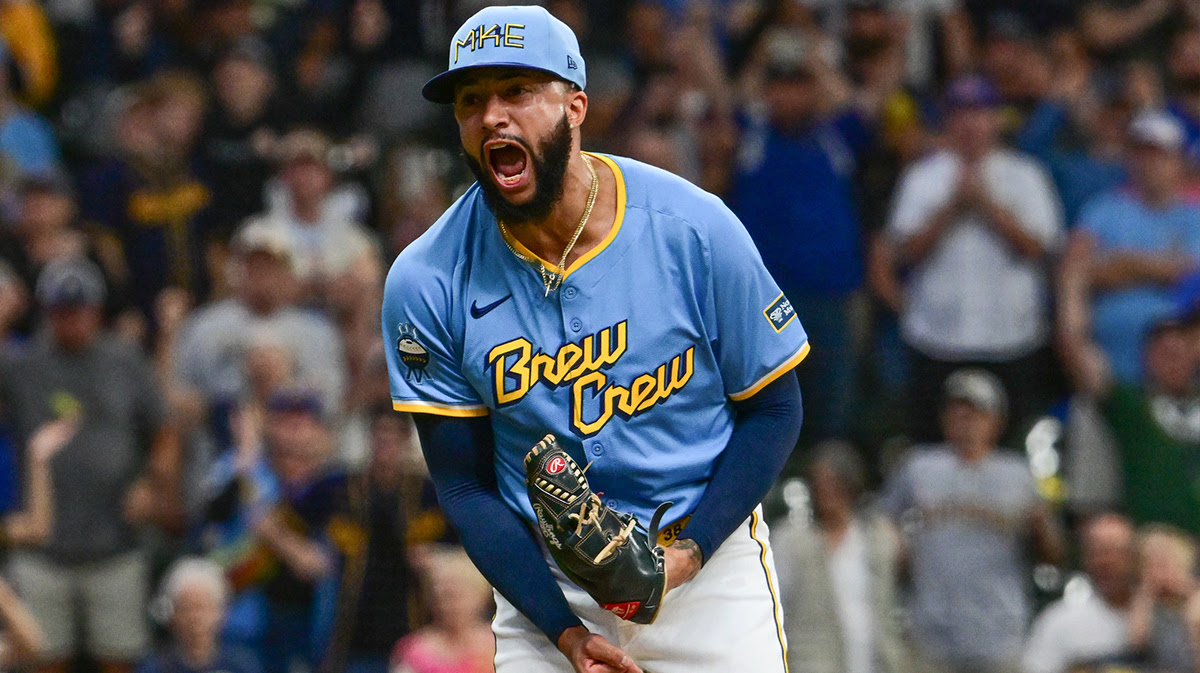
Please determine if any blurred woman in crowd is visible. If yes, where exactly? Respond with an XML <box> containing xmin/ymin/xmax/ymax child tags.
<box><xmin>390</xmin><ymin>548</ymin><xmax>494</xmax><ymax>673</ymax></box>
<box><xmin>139</xmin><ymin>558</ymin><xmax>259</xmax><ymax>673</ymax></box>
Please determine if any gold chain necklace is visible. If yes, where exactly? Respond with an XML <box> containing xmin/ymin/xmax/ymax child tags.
<box><xmin>499</xmin><ymin>155</ymin><xmax>599</xmax><ymax>297</ymax></box>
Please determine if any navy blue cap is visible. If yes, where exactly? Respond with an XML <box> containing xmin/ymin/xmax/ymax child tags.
<box><xmin>423</xmin><ymin>5</ymin><xmax>586</xmax><ymax>104</ymax></box>
<box><xmin>267</xmin><ymin>388</ymin><xmax>329</xmax><ymax>424</ymax></box>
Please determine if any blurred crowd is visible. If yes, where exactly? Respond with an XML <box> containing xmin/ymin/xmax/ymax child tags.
<box><xmin>1</xmin><ymin>0</ymin><xmax>1200</xmax><ymax>672</ymax></box>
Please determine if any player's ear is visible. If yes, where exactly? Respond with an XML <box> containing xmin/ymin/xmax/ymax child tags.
<box><xmin>565</xmin><ymin>87</ymin><xmax>587</xmax><ymax>130</ymax></box>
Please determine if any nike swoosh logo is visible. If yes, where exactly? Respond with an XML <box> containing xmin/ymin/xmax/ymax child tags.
<box><xmin>470</xmin><ymin>294</ymin><xmax>512</xmax><ymax>319</ymax></box>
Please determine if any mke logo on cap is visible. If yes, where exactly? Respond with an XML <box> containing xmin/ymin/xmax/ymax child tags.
<box><xmin>454</xmin><ymin>23</ymin><xmax>525</xmax><ymax>63</ymax></box>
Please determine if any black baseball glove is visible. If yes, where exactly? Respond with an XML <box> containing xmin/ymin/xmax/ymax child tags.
<box><xmin>524</xmin><ymin>434</ymin><xmax>673</xmax><ymax>624</ymax></box>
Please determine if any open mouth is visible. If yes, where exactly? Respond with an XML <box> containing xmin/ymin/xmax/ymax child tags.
<box><xmin>485</xmin><ymin>140</ymin><xmax>531</xmax><ymax>190</ymax></box>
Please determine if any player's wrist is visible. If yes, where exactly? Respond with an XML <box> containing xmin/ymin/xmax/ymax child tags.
<box><xmin>556</xmin><ymin>625</ymin><xmax>591</xmax><ymax>657</ymax></box>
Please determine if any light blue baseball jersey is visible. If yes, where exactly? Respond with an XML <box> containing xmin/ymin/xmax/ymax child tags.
<box><xmin>383</xmin><ymin>153</ymin><xmax>809</xmax><ymax>527</ymax></box>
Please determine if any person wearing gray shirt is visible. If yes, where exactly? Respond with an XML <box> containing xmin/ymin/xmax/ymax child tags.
<box><xmin>4</xmin><ymin>259</ymin><xmax>180</xmax><ymax>671</ymax></box>
<box><xmin>880</xmin><ymin>369</ymin><xmax>1065</xmax><ymax>673</ymax></box>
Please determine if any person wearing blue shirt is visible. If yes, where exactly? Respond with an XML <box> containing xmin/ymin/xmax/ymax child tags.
<box><xmin>728</xmin><ymin>50</ymin><xmax>872</xmax><ymax>443</ymax></box>
<box><xmin>0</xmin><ymin>36</ymin><xmax>59</xmax><ymax>176</ymax></box>
<box><xmin>382</xmin><ymin>6</ymin><xmax>806</xmax><ymax>673</ymax></box>
<box><xmin>1063</xmin><ymin>110</ymin><xmax>1200</xmax><ymax>387</ymax></box>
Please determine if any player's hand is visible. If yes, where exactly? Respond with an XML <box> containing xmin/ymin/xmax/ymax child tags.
<box><xmin>557</xmin><ymin>626</ymin><xmax>642</xmax><ymax>673</ymax></box>
<box><xmin>663</xmin><ymin>538</ymin><xmax>702</xmax><ymax>594</ymax></box>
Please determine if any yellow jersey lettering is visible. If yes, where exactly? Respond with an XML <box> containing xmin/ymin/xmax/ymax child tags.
<box><xmin>479</xmin><ymin>23</ymin><xmax>502</xmax><ymax>48</ymax></box>
<box><xmin>485</xmin><ymin>322</ymin><xmax>694</xmax><ymax>435</ymax></box>
<box><xmin>572</xmin><ymin>371</ymin><xmax>611</xmax><ymax>436</ymax></box>
<box><xmin>487</xmin><ymin>338</ymin><xmax>532</xmax><ymax>406</ymax></box>
<box><xmin>503</xmin><ymin>23</ymin><xmax>525</xmax><ymax>48</ymax></box>
<box><xmin>453</xmin><ymin>30</ymin><xmax>475</xmax><ymax>63</ymax></box>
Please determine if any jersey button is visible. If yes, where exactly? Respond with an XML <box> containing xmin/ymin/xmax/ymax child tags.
<box><xmin>569</xmin><ymin>318</ymin><xmax>582</xmax><ymax>332</ymax></box>
<box><xmin>563</xmin><ymin>286</ymin><xmax>577</xmax><ymax>300</ymax></box>
<box><xmin>591</xmin><ymin>443</ymin><xmax>604</xmax><ymax>456</ymax></box>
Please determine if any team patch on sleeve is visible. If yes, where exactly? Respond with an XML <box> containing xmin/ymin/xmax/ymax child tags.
<box><xmin>395</xmin><ymin>322</ymin><xmax>432</xmax><ymax>382</ymax></box>
<box><xmin>762</xmin><ymin>293</ymin><xmax>796</xmax><ymax>332</ymax></box>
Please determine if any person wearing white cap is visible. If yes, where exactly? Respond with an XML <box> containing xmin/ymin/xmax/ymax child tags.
<box><xmin>1059</xmin><ymin>109</ymin><xmax>1200</xmax><ymax>393</ymax></box>
<box><xmin>383</xmin><ymin>4</ymin><xmax>807</xmax><ymax>673</ymax></box>
<box><xmin>879</xmin><ymin>368</ymin><xmax>1065</xmax><ymax>673</ymax></box>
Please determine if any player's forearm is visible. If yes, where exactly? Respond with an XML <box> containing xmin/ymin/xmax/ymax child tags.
<box><xmin>679</xmin><ymin>372</ymin><xmax>802</xmax><ymax>561</ymax></box>
<box><xmin>414</xmin><ymin>414</ymin><xmax>583</xmax><ymax>643</ymax></box>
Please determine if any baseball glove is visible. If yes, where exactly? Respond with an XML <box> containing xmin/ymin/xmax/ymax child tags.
<box><xmin>524</xmin><ymin>434</ymin><xmax>673</xmax><ymax>624</ymax></box>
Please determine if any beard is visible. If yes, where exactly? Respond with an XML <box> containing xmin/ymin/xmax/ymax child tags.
<box><xmin>462</xmin><ymin>114</ymin><xmax>573</xmax><ymax>225</ymax></box>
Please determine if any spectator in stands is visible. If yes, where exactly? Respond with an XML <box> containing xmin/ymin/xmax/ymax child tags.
<box><xmin>1015</xmin><ymin>43</ymin><xmax>1128</xmax><ymax>228</ymax></box>
<box><xmin>1059</xmin><ymin>111</ymin><xmax>1200</xmax><ymax>392</ymax></box>
<box><xmin>884</xmin><ymin>74</ymin><xmax>1064</xmax><ymax>442</ymax></box>
<box><xmin>1126</xmin><ymin>526</ymin><xmax>1199</xmax><ymax>673</ymax></box>
<box><xmin>1092</xmin><ymin>320</ymin><xmax>1200</xmax><ymax>534</ymax></box>
<box><xmin>80</xmin><ymin>71</ymin><xmax>214</xmax><ymax>328</ymax></box>
<box><xmin>336</xmin><ymin>403</ymin><xmax>415</xmax><ymax>673</ymax></box>
<box><xmin>172</xmin><ymin>221</ymin><xmax>346</xmax><ymax>427</ymax></box>
<box><xmin>1166</xmin><ymin>26</ymin><xmax>1200</xmax><ymax>166</ymax></box>
<box><xmin>880</xmin><ymin>368</ymin><xmax>1065</xmax><ymax>673</ymax></box>
<box><xmin>138</xmin><ymin>558</ymin><xmax>259</xmax><ymax>673</ymax></box>
<box><xmin>0</xmin><ymin>574</ymin><xmax>47</xmax><ymax>669</ymax></box>
<box><xmin>246</xmin><ymin>129</ymin><xmax>380</xmax><ymax>315</ymax></box>
<box><xmin>200</xmin><ymin>37</ymin><xmax>286</xmax><ymax>241</ymax></box>
<box><xmin>252</xmin><ymin>389</ymin><xmax>357</xmax><ymax>673</ymax></box>
<box><xmin>727</xmin><ymin>42</ymin><xmax>880</xmax><ymax>442</ymax></box>
<box><xmin>4</xmin><ymin>258</ymin><xmax>181</xmax><ymax>673</ymax></box>
<box><xmin>1023</xmin><ymin>513</ymin><xmax>1137</xmax><ymax>673</ymax></box>
<box><xmin>0</xmin><ymin>35</ymin><xmax>59</xmax><ymax>177</ymax></box>
<box><xmin>772</xmin><ymin>440</ymin><xmax>913</xmax><ymax>673</ymax></box>
<box><xmin>390</xmin><ymin>548</ymin><xmax>494</xmax><ymax>673</ymax></box>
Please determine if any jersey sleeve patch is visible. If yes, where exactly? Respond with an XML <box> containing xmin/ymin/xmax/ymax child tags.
<box><xmin>394</xmin><ymin>323</ymin><xmax>432</xmax><ymax>382</ymax></box>
<box><xmin>763</xmin><ymin>293</ymin><xmax>797</xmax><ymax>333</ymax></box>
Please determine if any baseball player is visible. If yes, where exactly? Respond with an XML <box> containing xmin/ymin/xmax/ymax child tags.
<box><xmin>383</xmin><ymin>6</ymin><xmax>807</xmax><ymax>673</ymax></box>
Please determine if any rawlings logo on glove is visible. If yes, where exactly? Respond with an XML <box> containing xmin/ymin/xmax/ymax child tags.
<box><xmin>524</xmin><ymin>434</ymin><xmax>673</xmax><ymax>624</ymax></box>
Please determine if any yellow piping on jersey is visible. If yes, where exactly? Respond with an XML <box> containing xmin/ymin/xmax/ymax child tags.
<box><xmin>750</xmin><ymin>510</ymin><xmax>790</xmax><ymax>673</ymax></box>
<box><xmin>392</xmin><ymin>400</ymin><xmax>490</xmax><ymax>417</ymax></box>
<box><xmin>497</xmin><ymin>151</ymin><xmax>626</xmax><ymax>280</ymax></box>
<box><xmin>728</xmin><ymin>341</ymin><xmax>810</xmax><ymax>402</ymax></box>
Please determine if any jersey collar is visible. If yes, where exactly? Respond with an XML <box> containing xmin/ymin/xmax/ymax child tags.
<box><xmin>497</xmin><ymin>151</ymin><xmax>626</xmax><ymax>281</ymax></box>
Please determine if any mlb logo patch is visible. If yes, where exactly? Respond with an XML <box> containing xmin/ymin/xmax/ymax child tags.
<box><xmin>763</xmin><ymin>293</ymin><xmax>796</xmax><ymax>332</ymax></box>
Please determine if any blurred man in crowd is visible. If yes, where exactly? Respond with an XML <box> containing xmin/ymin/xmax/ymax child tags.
<box><xmin>881</xmin><ymin>368</ymin><xmax>1065</xmax><ymax>673</ymax></box>
<box><xmin>200</xmin><ymin>37</ymin><xmax>286</xmax><ymax>241</ymax></box>
<box><xmin>1060</xmin><ymin>111</ymin><xmax>1200</xmax><ymax>392</ymax></box>
<box><xmin>79</xmin><ymin>71</ymin><xmax>213</xmax><ymax>327</ymax></box>
<box><xmin>1097</xmin><ymin>319</ymin><xmax>1200</xmax><ymax>534</ymax></box>
<box><xmin>173</xmin><ymin>221</ymin><xmax>345</xmax><ymax>428</ymax></box>
<box><xmin>1023</xmin><ymin>513</ymin><xmax>1137</xmax><ymax>673</ymax></box>
<box><xmin>4</xmin><ymin>258</ymin><xmax>181</xmax><ymax>673</ymax></box>
<box><xmin>728</xmin><ymin>44</ymin><xmax>875</xmax><ymax>443</ymax></box>
<box><xmin>248</xmin><ymin>129</ymin><xmax>378</xmax><ymax>305</ymax></box>
<box><xmin>884</xmin><ymin>74</ymin><xmax>1064</xmax><ymax>443</ymax></box>
<box><xmin>1126</xmin><ymin>526</ymin><xmax>1199</xmax><ymax>673</ymax></box>
<box><xmin>138</xmin><ymin>558</ymin><xmax>259</xmax><ymax>673</ymax></box>
<box><xmin>772</xmin><ymin>441</ymin><xmax>913</xmax><ymax>673</ymax></box>
<box><xmin>251</xmin><ymin>389</ymin><xmax>357</xmax><ymax>673</ymax></box>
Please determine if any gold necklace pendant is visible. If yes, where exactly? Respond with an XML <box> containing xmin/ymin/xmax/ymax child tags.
<box><xmin>498</xmin><ymin>155</ymin><xmax>600</xmax><ymax>298</ymax></box>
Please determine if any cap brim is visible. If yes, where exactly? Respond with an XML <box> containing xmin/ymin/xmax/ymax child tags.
<box><xmin>422</xmin><ymin>63</ymin><xmax>575</xmax><ymax>104</ymax></box>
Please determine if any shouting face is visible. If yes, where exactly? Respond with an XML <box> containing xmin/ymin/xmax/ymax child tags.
<box><xmin>453</xmin><ymin>68</ymin><xmax>585</xmax><ymax>224</ymax></box>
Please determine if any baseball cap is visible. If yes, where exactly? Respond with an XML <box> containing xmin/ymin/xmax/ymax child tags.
<box><xmin>943</xmin><ymin>74</ymin><xmax>1001</xmax><ymax>111</ymax></box>
<box><xmin>267</xmin><ymin>388</ymin><xmax>330</xmax><ymax>424</ymax></box>
<box><xmin>944</xmin><ymin>368</ymin><xmax>1008</xmax><ymax>417</ymax></box>
<box><xmin>1129</xmin><ymin>110</ymin><xmax>1185</xmax><ymax>152</ymax></box>
<box><xmin>422</xmin><ymin>5</ymin><xmax>586</xmax><ymax>104</ymax></box>
<box><xmin>36</xmin><ymin>258</ymin><xmax>106</xmax><ymax>309</ymax></box>
<box><xmin>233</xmin><ymin>221</ymin><xmax>297</xmax><ymax>265</ymax></box>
